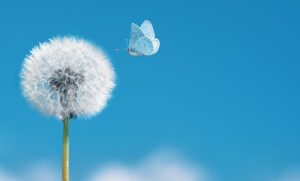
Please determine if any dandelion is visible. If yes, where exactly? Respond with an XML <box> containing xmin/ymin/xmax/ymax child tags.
<box><xmin>20</xmin><ymin>37</ymin><xmax>116</xmax><ymax>181</ymax></box>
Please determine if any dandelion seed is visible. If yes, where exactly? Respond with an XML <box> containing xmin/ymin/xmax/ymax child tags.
<box><xmin>21</xmin><ymin>37</ymin><xmax>115</xmax><ymax>120</ymax></box>
<box><xmin>20</xmin><ymin>37</ymin><xmax>116</xmax><ymax>181</ymax></box>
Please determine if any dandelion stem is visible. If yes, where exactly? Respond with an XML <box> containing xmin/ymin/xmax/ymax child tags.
<box><xmin>62</xmin><ymin>118</ymin><xmax>69</xmax><ymax>181</ymax></box>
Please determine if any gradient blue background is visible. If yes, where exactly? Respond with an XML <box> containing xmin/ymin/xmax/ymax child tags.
<box><xmin>0</xmin><ymin>0</ymin><xmax>299</xmax><ymax>180</ymax></box>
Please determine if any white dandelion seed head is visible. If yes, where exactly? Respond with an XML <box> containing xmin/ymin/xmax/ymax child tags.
<box><xmin>20</xmin><ymin>37</ymin><xmax>116</xmax><ymax>120</ymax></box>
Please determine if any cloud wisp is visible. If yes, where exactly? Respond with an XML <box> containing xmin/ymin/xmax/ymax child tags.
<box><xmin>89</xmin><ymin>151</ymin><xmax>211</xmax><ymax>181</ymax></box>
<box><xmin>0</xmin><ymin>162</ymin><xmax>59</xmax><ymax>181</ymax></box>
<box><xmin>271</xmin><ymin>169</ymin><xmax>300</xmax><ymax>181</ymax></box>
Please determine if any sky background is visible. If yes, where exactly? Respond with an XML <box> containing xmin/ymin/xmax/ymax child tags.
<box><xmin>0</xmin><ymin>0</ymin><xmax>299</xmax><ymax>181</ymax></box>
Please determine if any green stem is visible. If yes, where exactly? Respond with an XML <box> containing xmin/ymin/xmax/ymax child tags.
<box><xmin>62</xmin><ymin>118</ymin><xmax>69</xmax><ymax>181</ymax></box>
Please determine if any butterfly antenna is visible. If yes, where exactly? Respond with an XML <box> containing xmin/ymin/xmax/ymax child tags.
<box><xmin>114</xmin><ymin>49</ymin><xmax>127</xmax><ymax>51</ymax></box>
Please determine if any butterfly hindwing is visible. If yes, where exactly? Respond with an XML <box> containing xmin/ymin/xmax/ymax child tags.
<box><xmin>131</xmin><ymin>37</ymin><xmax>154</xmax><ymax>55</ymax></box>
<box><xmin>129</xmin><ymin>23</ymin><xmax>145</xmax><ymax>49</ymax></box>
<box><xmin>152</xmin><ymin>38</ymin><xmax>160</xmax><ymax>54</ymax></box>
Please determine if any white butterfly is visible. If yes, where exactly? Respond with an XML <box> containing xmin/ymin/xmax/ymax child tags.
<box><xmin>116</xmin><ymin>20</ymin><xmax>160</xmax><ymax>56</ymax></box>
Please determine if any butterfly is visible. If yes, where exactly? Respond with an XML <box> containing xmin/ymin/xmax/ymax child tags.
<box><xmin>116</xmin><ymin>20</ymin><xmax>160</xmax><ymax>56</ymax></box>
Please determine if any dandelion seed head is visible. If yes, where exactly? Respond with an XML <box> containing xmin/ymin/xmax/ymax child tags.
<box><xmin>20</xmin><ymin>37</ymin><xmax>116</xmax><ymax>120</ymax></box>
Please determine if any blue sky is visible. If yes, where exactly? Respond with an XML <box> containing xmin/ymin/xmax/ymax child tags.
<box><xmin>0</xmin><ymin>0</ymin><xmax>300</xmax><ymax>181</ymax></box>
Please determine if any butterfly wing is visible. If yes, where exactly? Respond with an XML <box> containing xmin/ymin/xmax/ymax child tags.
<box><xmin>130</xmin><ymin>37</ymin><xmax>154</xmax><ymax>55</ymax></box>
<box><xmin>140</xmin><ymin>20</ymin><xmax>155</xmax><ymax>39</ymax></box>
<box><xmin>152</xmin><ymin>38</ymin><xmax>160</xmax><ymax>54</ymax></box>
<box><xmin>129</xmin><ymin>23</ymin><xmax>145</xmax><ymax>49</ymax></box>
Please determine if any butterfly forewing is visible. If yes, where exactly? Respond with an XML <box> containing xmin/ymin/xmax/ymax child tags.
<box><xmin>129</xmin><ymin>23</ymin><xmax>145</xmax><ymax>49</ymax></box>
<box><xmin>140</xmin><ymin>20</ymin><xmax>155</xmax><ymax>39</ymax></box>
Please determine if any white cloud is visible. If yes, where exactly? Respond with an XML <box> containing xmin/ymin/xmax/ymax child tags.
<box><xmin>88</xmin><ymin>150</ymin><xmax>211</xmax><ymax>181</ymax></box>
<box><xmin>1</xmin><ymin>152</ymin><xmax>299</xmax><ymax>181</ymax></box>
